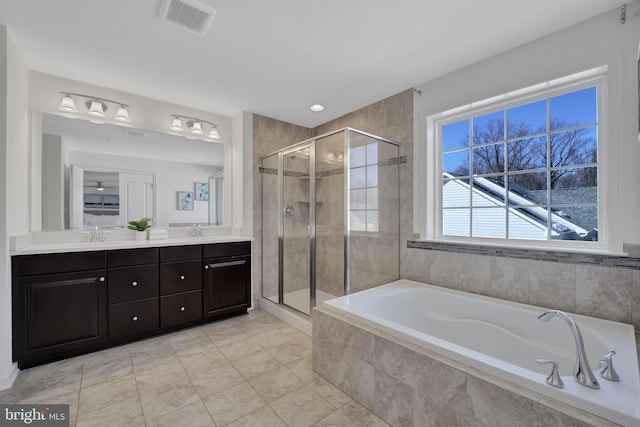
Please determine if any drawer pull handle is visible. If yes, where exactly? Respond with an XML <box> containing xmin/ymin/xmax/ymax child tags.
<box><xmin>99</xmin><ymin>277</ymin><xmax>105</xmax><ymax>282</ymax></box>
<box><xmin>132</xmin><ymin>281</ymin><xmax>138</xmax><ymax>287</ymax></box>
<box><xmin>204</xmin><ymin>265</ymin><xmax>209</xmax><ymax>270</ymax></box>
<box><xmin>180</xmin><ymin>275</ymin><xmax>185</xmax><ymax>280</ymax></box>
<box><xmin>180</xmin><ymin>306</ymin><xmax>186</xmax><ymax>312</ymax></box>
<box><xmin>132</xmin><ymin>316</ymin><xmax>138</xmax><ymax>321</ymax></box>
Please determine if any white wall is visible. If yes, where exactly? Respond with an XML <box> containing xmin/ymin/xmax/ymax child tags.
<box><xmin>0</xmin><ymin>26</ymin><xmax>27</xmax><ymax>389</ymax></box>
<box><xmin>67</xmin><ymin>149</ymin><xmax>220</xmax><ymax>227</ymax></box>
<box><xmin>29</xmin><ymin>112</ymin><xmax>42</xmax><ymax>231</ymax></box>
<box><xmin>232</xmin><ymin>111</ymin><xmax>253</xmax><ymax>235</ymax></box>
<box><xmin>42</xmin><ymin>133</ymin><xmax>64</xmax><ymax>230</ymax></box>
<box><xmin>414</xmin><ymin>1</ymin><xmax>640</xmax><ymax>248</ymax></box>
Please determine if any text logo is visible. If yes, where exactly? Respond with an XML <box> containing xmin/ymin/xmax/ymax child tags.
<box><xmin>0</xmin><ymin>405</ymin><xmax>68</xmax><ymax>427</ymax></box>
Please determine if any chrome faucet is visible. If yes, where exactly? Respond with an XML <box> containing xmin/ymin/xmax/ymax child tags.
<box><xmin>538</xmin><ymin>310</ymin><xmax>599</xmax><ymax>389</ymax></box>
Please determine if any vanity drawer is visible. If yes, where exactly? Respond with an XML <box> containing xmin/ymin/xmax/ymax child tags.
<box><xmin>108</xmin><ymin>265</ymin><xmax>159</xmax><ymax>304</ymax></box>
<box><xmin>160</xmin><ymin>290</ymin><xmax>202</xmax><ymax>328</ymax></box>
<box><xmin>160</xmin><ymin>245</ymin><xmax>201</xmax><ymax>263</ymax></box>
<box><xmin>109</xmin><ymin>297</ymin><xmax>158</xmax><ymax>340</ymax></box>
<box><xmin>107</xmin><ymin>247</ymin><xmax>159</xmax><ymax>268</ymax></box>
<box><xmin>13</xmin><ymin>251</ymin><xmax>106</xmax><ymax>276</ymax></box>
<box><xmin>202</xmin><ymin>241</ymin><xmax>251</xmax><ymax>259</ymax></box>
<box><xmin>160</xmin><ymin>261</ymin><xmax>201</xmax><ymax>295</ymax></box>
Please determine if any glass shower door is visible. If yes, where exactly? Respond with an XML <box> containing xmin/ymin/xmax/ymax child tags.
<box><xmin>281</xmin><ymin>144</ymin><xmax>313</xmax><ymax>314</ymax></box>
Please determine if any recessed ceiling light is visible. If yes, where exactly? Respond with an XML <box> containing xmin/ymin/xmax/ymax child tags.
<box><xmin>310</xmin><ymin>104</ymin><xmax>325</xmax><ymax>112</ymax></box>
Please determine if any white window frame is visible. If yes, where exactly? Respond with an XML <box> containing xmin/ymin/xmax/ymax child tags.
<box><xmin>423</xmin><ymin>66</ymin><xmax>614</xmax><ymax>253</ymax></box>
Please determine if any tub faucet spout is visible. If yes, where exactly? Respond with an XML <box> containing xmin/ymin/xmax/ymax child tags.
<box><xmin>537</xmin><ymin>310</ymin><xmax>599</xmax><ymax>389</ymax></box>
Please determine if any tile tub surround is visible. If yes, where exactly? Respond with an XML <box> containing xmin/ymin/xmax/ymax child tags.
<box><xmin>312</xmin><ymin>307</ymin><xmax>624</xmax><ymax>427</ymax></box>
<box><xmin>404</xmin><ymin>244</ymin><xmax>640</xmax><ymax>331</ymax></box>
<box><xmin>0</xmin><ymin>309</ymin><xmax>389</xmax><ymax>427</ymax></box>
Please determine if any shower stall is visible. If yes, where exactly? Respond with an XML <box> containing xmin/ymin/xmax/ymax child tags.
<box><xmin>261</xmin><ymin>128</ymin><xmax>400</xmax><ymax>315</ymax></box>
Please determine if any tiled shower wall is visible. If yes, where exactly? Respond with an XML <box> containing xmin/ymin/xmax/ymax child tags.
<box><xmin>252</xmin><ymin>116</ymin><xmax>312</xmax><ymax>307</ymax></box>
<box><xmin>253</xmin><ymin>90</ymin><xmax>413</xmax><ymax>305</ymax></box>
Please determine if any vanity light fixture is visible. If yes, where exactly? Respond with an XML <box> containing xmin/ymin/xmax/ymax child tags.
<box><xmin>170</xmin><ymin>115</ymin><xmax>220</xmax><ymax>140</ymax></box>
<box><xmin>170</xmin><ymin>117</ymin><xmax>184</xmax><ymax>132</ymax></box>
<box><xmin>208</xmin><ymin>127</ymin><xmax>220</xmax><ymax>140</ymax></box>
<box><xmin>115</xmin><ymin>106</ymin><xmax>131</xmax><ymax>122</ymax></box>
<box><xmin>59</xmin><ymin>94</ymin><xmax>78</xmax><ymax>113</ymax></box>
<box><xmin>59</xmin><ymin>92</ymin><xmax>130</xmax><ymax>123</ymax></box>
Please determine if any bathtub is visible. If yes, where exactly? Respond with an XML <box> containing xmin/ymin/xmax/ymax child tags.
<box><xmin>318</xmin><ymin>279</ymin><xmax>640</xmax><ymax>426</ymax></box>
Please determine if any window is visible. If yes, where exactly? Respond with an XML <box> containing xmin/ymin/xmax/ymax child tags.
<box><xmin>428</xmin><ymin>68</ymin><xmax>607</xmax><ymax>248</ymax></box>
<box><xmin>350</xmin><ymin>142</ymin><xmax>379</xmax><ymax>232</ymax></box>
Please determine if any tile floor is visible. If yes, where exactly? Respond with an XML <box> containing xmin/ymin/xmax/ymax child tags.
<box><xmin>0</xmin><ymin>309</ymin><xmax>389</xmax><ymax>427</ymax></box>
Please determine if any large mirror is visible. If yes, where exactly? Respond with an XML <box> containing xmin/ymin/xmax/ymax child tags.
<box><xmin>39</xmin><ymin>113</ymin><xmax>224</xmax><ymax>230</ymax></box>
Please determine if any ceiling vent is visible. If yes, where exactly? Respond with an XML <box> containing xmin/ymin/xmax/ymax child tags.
<box><xmin>160</xmin><ymin>0</ymin><xmax>216</xmax><ymax>36</ymax></box>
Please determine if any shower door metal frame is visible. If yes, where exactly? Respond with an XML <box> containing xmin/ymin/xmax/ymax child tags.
<box><xmin>277</xmin><ymin>141</ymin><xmax>316</xmax><ymax>314</ymax></box>
<box><xmin>343</xmin><ymin>130</ymin><xmax>351</xmax><ymax>296</ymax></box>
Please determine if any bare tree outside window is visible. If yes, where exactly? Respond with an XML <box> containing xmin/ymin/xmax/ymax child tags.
<box><xmin>440</xmin><ymin>85</ymin><xmax>598</xmax><ymax>241</ymax></box>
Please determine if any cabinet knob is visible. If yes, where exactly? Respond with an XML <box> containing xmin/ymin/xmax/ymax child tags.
<box><xmin>99</xmin><ymin>277</ymin><xmax>105</xmax><ymax>282</ymax></box>
<box><xmin>204</xmin><ymin>265</ymin><xmax>209</xmax><ymax>270</ymax></box>
<box><xmin>132</xmin><ymin>281</ymin><xmax>138</xmax><ymax>287</ymax></box>
<box><xmin>180</xmin><ymin>306</ymin><xmax>186</xmax><ymax>312</ymax></box>
<box><xmin>132</xmin><ymin>316</ymin><xmax>138</xmax><ymax>321</ymax></box>
<box><xmin>180</xmin><ymin>275</ymin><xmax>185</xmax><ymax>280</ymax></box>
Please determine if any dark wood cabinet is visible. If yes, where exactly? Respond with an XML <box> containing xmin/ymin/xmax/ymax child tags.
<box><xmin>107</xmin><ymin>250</ymin><xmax>159</xmax><ymax>340</ymax></box>
<box><xmin>159</xmin><ymin>246</ymin><xmax>203</xmax><ymax>328</ymax></box>
<box><xmin>12</xmin><ymin>253</ymin><xmax>108</xmax><ymax>368</ymax></box>
<box><xmin>203</xmin><ymin>242</ymin><xmax>251</xmax><ymax>319</ymax></box>
<box><xmin>12</xmin><ymin>241</ymin><xmax>251</xmax><ymax>368</ymax></box>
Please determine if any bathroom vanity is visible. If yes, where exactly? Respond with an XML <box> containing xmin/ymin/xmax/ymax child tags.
<box><xmin>11</xmin><ymin>239</ymin><xmax>251</xmax><ymax>368</ymax></box>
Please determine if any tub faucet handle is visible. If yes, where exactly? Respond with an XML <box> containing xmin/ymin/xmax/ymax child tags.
<box><xmin>599</xmin><ymin>350</ymin><xmax>620</xmax><ymax>381</ymax></box>
<box><xmin>536</xmin><ymin>359</ymin><xmax>564</xmax><ymax>388</ymax></box>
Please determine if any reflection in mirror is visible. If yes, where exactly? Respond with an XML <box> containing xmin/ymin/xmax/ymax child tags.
<box><xmin>40</xmin><ymin>113</ymin><xmax>224</xmax><ymax>230</ymax></box>
<box><xmin>81</xmin><ymin>170</ymin><xmax>120</xmax><ymax>228</ymax></box>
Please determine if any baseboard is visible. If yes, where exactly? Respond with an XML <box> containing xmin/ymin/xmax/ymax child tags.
<box><xmin>258</xmin><ymin>298</ymin><xmax>312</xmax><ymax>335</ymax></box>
<box><xmin>0</xmin><ymin>363</ymin><xmax>19</xmax><ymax>391</ymax></box>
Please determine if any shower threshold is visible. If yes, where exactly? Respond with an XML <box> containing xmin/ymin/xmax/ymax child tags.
<box><xmin>266</xmin><ymin>289</ymin><xmax>337</xmax><ymax>316</ymax></box>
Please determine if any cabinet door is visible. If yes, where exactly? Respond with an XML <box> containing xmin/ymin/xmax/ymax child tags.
<box><xmin>202</xmin><ymin>256</ymin><xmax>250</xmax><ymax>318</ymax></box>
<box><xmin>13</xmin><ymin>270</ymin><xmax>107</xmax><ymax>368</ymax></box>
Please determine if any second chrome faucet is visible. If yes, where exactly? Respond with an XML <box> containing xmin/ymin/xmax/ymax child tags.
<box><xmin>538</xmin><ymin>310</ymin><xmax>600</xmax><ymax>389</ymax></box>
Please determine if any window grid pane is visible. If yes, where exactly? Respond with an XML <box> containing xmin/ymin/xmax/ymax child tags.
<box><xmin>350</xmin><ymin>142</ymin><xmax>379</xmax><ymax>233</ymax></box>
<box><xmin>440</xmin><ymin>85</ymin><xmax>598</xmax><ymax>243</ymax></box>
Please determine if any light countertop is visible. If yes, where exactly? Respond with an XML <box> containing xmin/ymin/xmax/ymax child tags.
<box><xmin>11</xmin><ymin>231</ymin><xmax>253</xmax><ymax>256</ymax></box>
